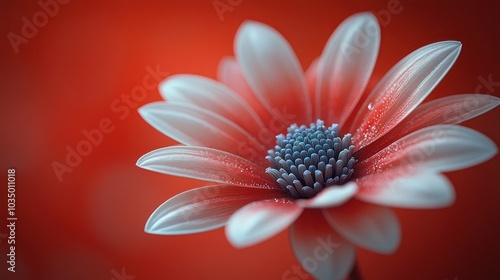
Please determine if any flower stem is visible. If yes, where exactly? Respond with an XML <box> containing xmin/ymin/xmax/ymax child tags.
<box><xmin>348</xmin><ymin>261</ymin><xmax>363</xmax><ymax>280</ymax></box>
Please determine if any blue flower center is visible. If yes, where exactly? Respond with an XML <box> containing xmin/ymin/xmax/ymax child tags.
<box><xmin>265</xmin><ymin>120</ymin><xmax>356</xmax><ymax>199</ymax></box>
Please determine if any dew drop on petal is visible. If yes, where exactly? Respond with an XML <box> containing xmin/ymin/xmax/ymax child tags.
<box><xmin>367</xmin><ymin>103</ymin><xmax>374</xmax><ymax>110</ymax></box>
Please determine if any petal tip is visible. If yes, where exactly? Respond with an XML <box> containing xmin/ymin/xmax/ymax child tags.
<box><xmin>238</xmin><ymin>20</ymin><xmax>268</xmax><ymax>36</ymax></box>
<box><xmin>468</xmin><ymin>128</ymin><xmax>498</xmax><ymax>163</ymax></box>
<box><xmin>298</xmin><ymin>182</ymin><xmax>358</xmax><ymax>208</ymax></box>
<box><xmin>429</xmin><ymin>40</ymin><xmax>462</xmax><ymax>57</ymax></box>
<box><xmin>136</xmin><ymin>150</ymin><xmax>156</xmax><ymax>168</ymax></box>
<box><xmin>225</xmin><ymin>225</ymin><xmax>253</xmax><ymax>249</ymax></box>
<box><xmin>144</xmin><ymin>216</ymin><xmax>161</xmax><ymax>234</ymax></box>
<box><xmin>136</xmin><ymin>155</ymin><xmax>146</xmax><ymax>167</ymax></box>
<box><xmin>137</xmin><ymin>104</ymin><xmax>150</xmax><ymax>117</ymax></box>
<box><xmin>353</xmin><ymin>11</ymin><xmax>379</xmax><ymax>22</ymax></box>
<box><xmin>443</xmin><ymin>40</ymin><xmax>462</xmax><ymax>53</ymax></box>
<box><xmin>144</xmin><ymin>223</ymin><xmax>155</xmax><ymax>234</ymax></box>
<box><xmin>492</xmin><ymin>95</ymin><xmax>500</xmax><ymax>106</ymax></box>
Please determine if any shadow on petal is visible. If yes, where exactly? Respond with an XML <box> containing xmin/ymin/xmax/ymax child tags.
<box><xmin>323</xmin><ymin>199</ymin><xmax>401</xmax><ymax>254</ymax></box>
<box><xmin>290</xmin><ymin>209</ymin><xmax>356</xmax><ymax>280</ymax></box>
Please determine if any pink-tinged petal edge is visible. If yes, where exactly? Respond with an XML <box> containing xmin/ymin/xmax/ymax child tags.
<box><xmin>355</xmin><ymin>170</ymin><xmax>455</xmax><ymax>208</ymax></box>
<box><xmin>217</xmin><ymin>57</ymin><xmax>274</xmax><ymax>124</ymax></box>
<box><xmin>136</xmin><ymin>146</ymin><xmax>277</xmax><ymax>189</ymax></box>
<box><xmin>159</xmin><ymin>74</ymin><xmax>266</xmax><ymax>136</ymax></box>
<box><xmin>290</xmin><ymin>210</ymin><xmax>355</xmax><ymax>280</ymax></box>
<box><xmin>316</xmin><ymin>12</ymin><xmax>380</xmax><ymax>127</ymax></box>
<box><xmin>145</xmin><ymin>184</ymin><xmax>286</xmax><ymax>235</ymax></box>
<box><xmin>359</xmin><ymin>94</ymin><xmax>500</xmax><ymax>158</ymax></box>
<box><xmin>296</xmin><ymin>182</ymin><xmax>358</xmax><ymax>208</ymax></box>
<box><xmin>225</xmin><ymin>198</ymin><xmax>303</xmax><ymax>248</ymax></box>
<box><xmin>351</xmin><ymin>41</ymin><xmax>462</xmax><ymax>150</ymax></box>
<box><xmin>138</xmin><ymin>101</ymin><xmax>267</xmax><ymax>166</ymax></box>
<box><xmin>356</xmin><ymin>125</ymin><xmax>498</xmax><ymax>176</ymax></box>
<box><xmin>323</xmin><ymin>199</ymin><xmax>400</xmax><ymax>254</ymax></box>
<box><xmin>235</xmin><ymin>20</ymin><xmax>312</xmax><ymax>125</ymax></box>
<box><xmin>305</xmin><ymin>57</ymin><xmax>320</xmax><ymax>116</ymax></box>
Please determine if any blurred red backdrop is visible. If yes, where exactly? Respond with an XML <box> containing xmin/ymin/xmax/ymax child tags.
<box><xmin>1</xmin><ymin>0</ymin><xmax>499</xmax><ymax>279</ymax></box>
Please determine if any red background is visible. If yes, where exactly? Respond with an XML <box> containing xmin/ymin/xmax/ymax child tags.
<box><xmin>1</xmin><ymin>0</ymin><xmax>499</xmax><ymax>279</ymax></box>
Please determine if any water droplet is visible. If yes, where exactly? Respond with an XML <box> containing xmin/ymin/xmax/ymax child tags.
<box><xmin>370</xmin><ymin>126</ymin><xmax>377</xmax><ymax>132</ymax></box>
<box><xmin>367</xmin><ymin>103</ymin><xmax>374</xmax><ymax>110</ymax></box>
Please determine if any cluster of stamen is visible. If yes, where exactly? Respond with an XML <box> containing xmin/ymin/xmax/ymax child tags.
<box><xmin>265</xmin><ymin>120</ymin><xmax>356</xmax><ymax>199</ymax></box>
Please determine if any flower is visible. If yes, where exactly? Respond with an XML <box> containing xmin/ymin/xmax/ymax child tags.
<box><xmin>137</xmin><ymin>12</ymin><xmax>499</xmax><ymax>280</ymax></box>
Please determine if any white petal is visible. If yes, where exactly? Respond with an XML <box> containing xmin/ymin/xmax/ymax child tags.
<box><xmin>145</xmin><ymin>185</ymin><xmax>286</xmax><ymax>234</ymax></box>
<box><xmin>236</xmin><ymin>21</ymin><xmax>312</xmax><ymax>125</ymax></box>
<box><xmin>351</xmin><ymin>41</ymin><xmax>462</xmax><ymax>149</ymax></box>
<box><xmin>390</xmin><ymin>94</ymin><xmax>500</xmax><ymax>137</ymax></box>
<box><xmin>358</xmin><ymin>94</ymin><xmax>500</xmax><ymax>159</ymax></box>
<box><xmin>357</xmin><ymin>125</ymin><xmax>498</xmax><ymax>175</ymax></box>
<box><xmin>290</xmin><ymin>210</ymin><xmax>355</xmax><ymax>280</ymax></box>
<box><xmin>225</xmin><ymin>198</ymin><xmax>302</xmax><ymax>248</ymax></box>
<box><xmin>296</xmin><ymin>182</ymin><xmax>358</xmax><ymax>208</ymax></box>
<box><xmin>137</xmin><ymin>146</ymin><xmax>276</xmax><ymax>189</ymax></box>
<box><xmin>217</xmin><ymin>56</ymin><xmax>247</xmax><ymax>93</ymax></box>
<box><xmin>316</xmin><ymin>12</ymin><xmax>380</xmax><ymax>126</ymax></box>
<box><xmin>355</xmin><ymin>171</ymin><xmax>455</xmax><ymax>208</ymax></box>
<box><xmin>323</xmin><ymin>200</ymin><xmax>400</xmax><ymax>253</ymax></box>
<box><xmin>217</xmin><ymin>57</ymin><xmax>275</xmax><ymax>135</ymax></box>
<box><xmin>305</xmin><ymin>57</ymin><xmax>320</xmax><ymax>97</ymax></box>
<box><xmin>159</xmin><ymin>74</ymin><xmax>265</xmax><ymax>135</ymax></box>
<box><xmin>138</xmin><ymin>101</ymin><xmax>266</xmax><ymax>164</ymax></box>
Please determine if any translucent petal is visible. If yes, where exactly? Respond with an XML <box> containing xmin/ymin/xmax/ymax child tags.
<box><xmin>137</xmin><ymin>146</ymin><xmax>277</xmax><ymax>189</ymax></box>
<box><xmin>290</xmin><ymin>210</ymin><xmax>355</xmax><ymax>280</ymax></box>
<box><xmin>225</xmin><ymin>198</ymin><xmax>302</xmax><ymax>248</ymax></box>
<box><xmin>236</xmin><ymin>21</ymin><xmax>312</xmax><ymax>125</ymax></box>
<box><xmin>316</xmin><ymin>12</ymin><xmax>380</xmax><ymax>126</ymax></box>
<box><xmin>306</xmin><ymin>57</ymin><xmax>320</xmax><ymax>109</ymax></box>
<box><xmin>217</xmin><ymin>57</ymin><xmax>287</xmax><ymax>148</ymax></box>
<box><xmin>351</xmin><ymin>41</ymin><xmax>462</xmax><ymax>149</ymax></box>
<box><xmin>145</xmin><ymin>185</ymin><xmax>286</xmax><ymax>234</ymax></box>
<box><xmin>356</xmin><ymin>125</ymin><xmax>497</xmax><ymax>175</ymax></box>
<box><xmin>159</xmin><ymin>74</ymin><xmax>265</xmax><ymax>135</ymax></box>
<box><xmin>360</xmin><ymin>94</ymin><xmax>500</xmax><ymax>158</ymax></box>
<box><xmin>355</xmin><ymin>171</ymin><xmax>455</xmax><ymax>208</ymax></box>
<box><xmin>323</xmin><ymin>199</ymin><xmax>400</xmax><ymax>253</ymax></box>
<box><xmin>138</xmin><ymin>101</ymin><xmax>267</xmax><ymax>164</ymax></box>
<box><xmin>296</xmin><ymin>182</ymin><xmax>358</xmax><ymax>208</ymax></box>
<box><xmin>217</xmin><ymin>57</ymin><xmax>273</xmax><ymax>124</ymax></box>
<box><xmin>306</xmin><ymin>57</ymin><xmax>320</xmax><ymax>90</ymax></box>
